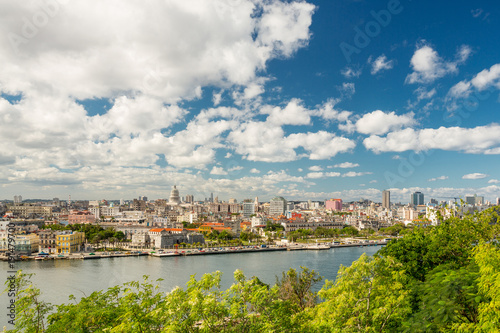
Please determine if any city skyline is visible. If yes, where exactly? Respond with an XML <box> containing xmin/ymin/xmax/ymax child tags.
<box><xmin>1</xmin><ymin>0</ymin><xmax>500</xmax><ymax>203</ymax></box>
<box><xmin>4</xmin><ymin>189</ymin><xmax>496</xmax><ymax>206</ymax></box>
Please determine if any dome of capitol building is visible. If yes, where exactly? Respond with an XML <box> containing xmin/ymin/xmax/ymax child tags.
<box><xmin>169</xmin><ymin>185</ymin><xmax>180</xmax><ymax>204</ymax></box>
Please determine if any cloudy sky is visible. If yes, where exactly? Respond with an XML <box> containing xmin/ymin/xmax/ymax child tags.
<box><xmin>1</xmin><ymin>0</ymin><xmax>499</xmax><ymax>203</ymax></box>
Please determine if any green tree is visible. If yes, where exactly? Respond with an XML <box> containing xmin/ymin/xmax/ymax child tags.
<box><xmin>311</xmin><ymin>254</ymin><xmax>411</xmax><ymax>332</ymax></box>
<box><xmin>218</xmin><ymin>230</ymin><xmax>233</xmax><ymax>241</ymax></box>
<box><xmin>402</xmin><ymin>262</ymin><xmax>482</xmax><ymax>332</ymax></box>
<box><xmin>470</xmin><ymin>242</ymin><xmax>500</xmax><ymax>332</ymax></box>
<box><xmin>341</xmin><ymin>225</ymin><xmax>359</xmax><ymax>237</ymax></box>
<box><xmin>275</xmin><ymin>267</ymin><xmax>322</xmax><ymax>312</ymax></box>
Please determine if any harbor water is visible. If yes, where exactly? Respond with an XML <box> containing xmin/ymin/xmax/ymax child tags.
<box><xmin>1</xmin><ymin>245</ymin><xmax>381</xmax><ymax>326</ymax></box>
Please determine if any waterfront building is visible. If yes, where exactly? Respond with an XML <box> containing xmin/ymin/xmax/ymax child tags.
<box><xmin>269</xmin><ymin>197</ymin><xmax>287</xmax><ymax>216</ymax></box>
<box><xmin>136</xmin><ymin>228</ymin><xmax>205</xmax><ymax>248</ymax></box>
<box><xmin>56</xmin><ymin>231</ymin><xmax>85</xmax><ymax>254</ymax></box>
<box><xmin>382</xmin><ymin>190</ymin><xmax>390</xmax><ymax>209</ymax></box>
<box><xmin>0</xmin><ymin>233</ymin><xmax>40</xmax><ymax>255</ymax></box>
<box><xmin>38</xmin><ymin>229</ymin><xmax>58</xmax><ymax>253</ymax></box>
<box><xmin>410</xmin><ymin>192</ymin><xmax>424</xmax><ymax>206</ymax></box>
<box><xmin>131</xmin><ymin>231</ymin><xmax>150</xmax><ymax>248</ymax></box>
<box><xmin>325</xmin><ymin>199</ymin><xmax>342</xmax><ymax>211</ymax></box>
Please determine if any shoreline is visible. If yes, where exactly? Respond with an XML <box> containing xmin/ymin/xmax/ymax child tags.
<box><xmin>0</xmin><ymin>241</ymin><xmax>387</xmax><ymax>262</ymax></box>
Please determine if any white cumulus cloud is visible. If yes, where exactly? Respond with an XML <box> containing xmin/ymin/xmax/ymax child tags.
<box><xmin>369</xmin><ymin>54</ymin><xmax>394</xmax><ymax>75</ymax></box>
<box><xmin>364</xmin><ymin>125</ymin><xmax>500</xmax><ymax>154</ymax></box>
<box><xmin>331</xmin><ymin>162</ymin><xmax>360</xmax><ymax>168</ymax></box>
<box><xmin>428</xmin><ymin>176</ymin><xmax>448</xmax><ymax>182</ymax></box>
<box><xmin>406</xmin><ymin>44</ymin><xmax>471</xmax><ymax>84</ymax></box>
<box><xmin>447</xmin><ymin>63</ymin><xmax>500</xmax><ymax>99</ymax></box>
<box><xmin>308</xmin><ymin>165</ymin><xmax>323</xmax><ymax>171</ymax></box>
<box><xmin>210</xmin><ymin>166</ymin><xmax>228</xmax><ymax>175</ymax></box>
<box><xmin>355</xmin><ymin>110</ymin><xmax>416</xmax><ymax>135</ymax></box>
<box><xmin>462</xmin><ymin>173</ymin><xmax>488</xmax><ymax>180</ymax></box>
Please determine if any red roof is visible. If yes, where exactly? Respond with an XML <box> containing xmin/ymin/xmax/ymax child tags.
<box><xmin>212</xmin><ymin>227</ymin><xmax>232</xmax><ymax>231</ymax></box>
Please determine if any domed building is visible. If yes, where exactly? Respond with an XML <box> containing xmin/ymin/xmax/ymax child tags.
<box><xmin>169</xmin><ymin>185</ymin><xmax>181</xmax><ymax>204</ymax></box>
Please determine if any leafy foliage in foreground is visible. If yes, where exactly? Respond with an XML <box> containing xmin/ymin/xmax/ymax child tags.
<box><xmin>3</xmin><ymin>207</ymin><xmax>500</xmax><ymax>332</ymax></box>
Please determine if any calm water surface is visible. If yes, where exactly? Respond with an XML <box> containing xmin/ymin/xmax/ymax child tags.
<box><xmin>1</xmin><ymin>246</ymin><xmax>381</xmax><ymax>325</ymax></box>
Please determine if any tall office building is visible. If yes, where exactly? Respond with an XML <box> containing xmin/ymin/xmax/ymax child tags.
<box><xmin>382</xmin><ymin>190</ymin><xmax>390</xmax><ymax>209</ymax></box>
<box><xmin>185</xmin><ymin>195</ymin><xmax>194</xmax><ymax>203</ymax></box>
<box><xmin>465</xmin><ymin>195</ymin><xmax>475</xmax><ymax>205</ymax></box>
<box><xmin>242</xmin><ymin>200</ymin><xmax>255</xmax><ymax>218</ymax></box>
<box><xmin>465</xmin><ymin>194</ymin><xmax>484</xmax><ymax>206</ymax></box>
<box><xmin>410</xmin><ymin>191</ymin><xmax>424</xmax><ymax>206</ymax></box>
<box><xmin>13</xmin><ymin>195</ymin><xmax>22</xmax><ymax>204</ymax></box>
<box><xmin>269</xmin><ymin>196</ymin><xmax>287</xmax><ymax>216</ymax></box>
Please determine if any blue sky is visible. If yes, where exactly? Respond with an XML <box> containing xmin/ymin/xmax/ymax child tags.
<box><xmin>0</xmin><ymin>0</ymin><xmax>499</xmax><ymax>203</ymax></box>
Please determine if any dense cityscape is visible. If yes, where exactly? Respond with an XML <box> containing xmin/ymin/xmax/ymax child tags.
<box><xmin>1</xmin><ymin>185</ymin><xmax>498</xmax><ymax>257</ymax></box>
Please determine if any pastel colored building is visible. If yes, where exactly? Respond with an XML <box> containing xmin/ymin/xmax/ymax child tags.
<box><xmin>68</xmin><ymin>211</ymin><xmax>96</xmax><ymax>224</ymax></box>
<box><xmin>0</xmin><ymin>233</ymin><xmax>40</xmax><ymax>254</ymax></box>
<box><xmin>56</xmin><ymin>231</ymin><xmax>85</xmax><ymax>254</ymax></box>
<box><xmin>325</xmin><ymin>199</ymin><xmax>343</xmax><ymax>211</ymax></box>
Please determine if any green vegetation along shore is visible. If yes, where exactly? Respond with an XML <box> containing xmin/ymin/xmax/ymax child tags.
<box><xmin>3</xmin><ymin>207</ymin><xmax>500</xmax><ymax>332</ymax></box>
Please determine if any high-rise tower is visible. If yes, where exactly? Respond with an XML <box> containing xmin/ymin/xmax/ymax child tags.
<box><xmin>382</xmin><ymin>190</ymin><xmax>390</xmax><ymax>209</ymax></box>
